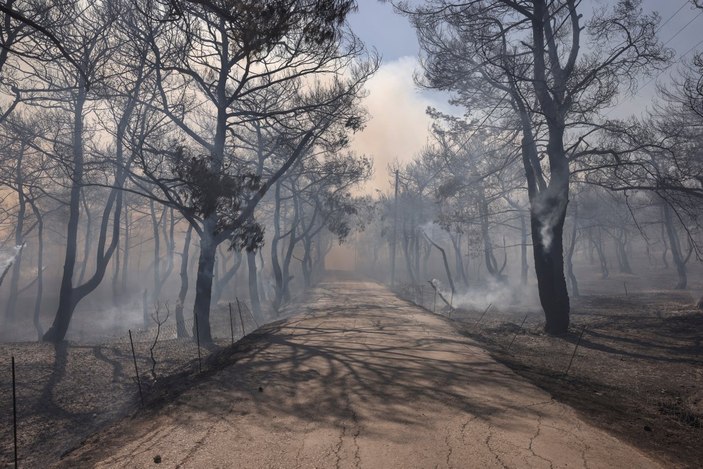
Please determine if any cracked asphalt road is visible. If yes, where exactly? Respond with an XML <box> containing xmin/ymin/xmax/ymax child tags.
<box><xmin>58</xmin><ymin>278</ymin><xmax>662</xmax><ymax>468</ymax></box>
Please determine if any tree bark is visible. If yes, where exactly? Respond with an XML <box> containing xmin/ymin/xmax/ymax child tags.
<box><xmin>30</xmin><ymin>199</ymin><xmax>44</xmax><ymax>340</ymax></box>
<box><xmin>613</xmin><ymin>229</ymin><xmax>632</xmax><ymax>274</ymax></box>
<box><xmin>662</xmin><ymin>202</ymin><xmax>688</xmax><ymax>290</ymax></box>
<box><xmin>271</xmin><ymin>183</ymin><xmax>284</xmax><ymax>311</ymax></box>
<box><xmin>42</xmin><ymin>84</ymin><xmax>87</xmax><ymax>342</ymax></box>
<box><xmin>279</xmin><ymin>192</ymin><xmax>302</xmax><ymax>305</ymax></box>
<box><xmin>565</xmin><ymin>201</ymin><xmax>580</xmax><ymax>298</ymax></box>
<box><xmin>43</xmin><ymin>49</ymin><xmax>143</xmax><ymax>341</ymax></box>
<box><xmin>5</xmin><ymin>143</ymin><xmax>26</xmax><ymax>322</ymax></box>
<box><xmin>247</xmin><ymin>250</ymin><xmax>261</xmax><ymax>317</ymax></box>
<box><xmin>478</xmin><ymin>191</ymin><xmax>503</xmax><ymax>281</ymax></box>
<box><xmin>192</xmin><ymin>216</ymin><xmax>216</xmax><ymax>343</ymax></box>
<box><xmin>120</xmin><ymin>199</ymin><xmax>130</xmax><ymax>295</ymax></box>
<box><xmin>520</xmin><ymin>213</ymin><xmax>529</xmax><ymax>285</ymax></box>
<box><xmin>77</xmin><ymin>191</ymin><xmax>92</xmax><ymax>284</ymax></box>
<box><xmin>660</xmin><ymin>218</ymin><xmax>670</xmax><ymax>269</ymax></box>
<box><xmin>150</xmin><ymin>200</ymin><xmax>162</xmax><ymax>305</ymax></box>
<box><xmin>530</xmin><ymin>189</ymin><xmax>570</xmax><ymax>335</ymax></box>
<box><xmin>175</xmin><ymin>223</ymin><xmax>193</xmax><ymax>338</ymax></box>
<box><xmin>302</xmin><ymin>236</ymin><xmax>313</xmax><ymax>287</ymax></box>
<box><xmin>591</xmin><ymin>229</ymin><xmax>609</xmax><ymax>279</ymax></box>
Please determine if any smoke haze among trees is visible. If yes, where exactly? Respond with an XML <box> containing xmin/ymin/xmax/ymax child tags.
<box><xmin>0</xmin><ymin>0</ymin><xmax>701</xmax><ymax>343</ymax></box>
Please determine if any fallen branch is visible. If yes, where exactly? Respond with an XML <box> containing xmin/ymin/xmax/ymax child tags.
<box><xmin>427</xmin><ymin>279</ymin><xmax>453</xmax><ymax>311</ymax></box>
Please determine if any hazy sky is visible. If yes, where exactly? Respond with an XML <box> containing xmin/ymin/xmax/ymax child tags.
<box><xmin>347</xmin><ymin>1</ymin><xmax>703</xmax><ymax>193</ymax></box>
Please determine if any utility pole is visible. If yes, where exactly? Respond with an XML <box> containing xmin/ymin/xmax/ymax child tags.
<box><xmin>390</xmin><ymin>169</ymin><xmax>399</xmax><ymax>287</ymax></box>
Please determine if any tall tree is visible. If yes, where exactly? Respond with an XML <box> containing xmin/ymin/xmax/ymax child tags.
<box><xmin>399</xmin><ymin>0</ymin><xmax>669</xmax><ymax>333</ymax></box>
<box><xmin>133</xmin><ymin>0</ymin><xmax>375</xmax><ymax>342</ymax></box>
<box><xmin>29</xmin><ymin>0</ymin><xmax>149</xmax><ymax>342</ymax></box>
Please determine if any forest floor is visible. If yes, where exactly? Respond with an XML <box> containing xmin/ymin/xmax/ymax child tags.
<box><xmin>441</xmin><ymin>281</ymin><xmax>703</xmax><ymax>469</ymax></box>
<box><xmin>54</xmin><ymin>277</ymin><xmax>662</xmax><ymax>468</ymax></box>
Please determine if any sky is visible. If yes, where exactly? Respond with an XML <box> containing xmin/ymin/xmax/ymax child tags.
<box><xmin>346</xmin><ymin>0</ymin><xmax>703</xmax><ymax>193</ymax></box>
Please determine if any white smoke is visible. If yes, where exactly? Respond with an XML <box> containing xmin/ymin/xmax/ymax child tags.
<box><xmin>432</xmin><ymin>277</ymin><xmax>539</xmax><ymax>313</ymax></box>
<box><xmin>0</xmin><ymin>244</ymin><xmax>24</xmax><ymax>272</ymax></box>
<box><xmin>532</xmin><ymin>191</ymin><xmax>568</xmax><ymax>251</ymax></box>
<box><xmin>419</xmin><ymin>221</ymin><xmax>451</xmax><ymax>244</ymax></box>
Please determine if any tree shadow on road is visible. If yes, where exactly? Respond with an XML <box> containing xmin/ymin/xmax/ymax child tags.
<box><xmin>143</xmin><ymin>306</ymin><xmax>552</xmax><ymax>445</ymax></box>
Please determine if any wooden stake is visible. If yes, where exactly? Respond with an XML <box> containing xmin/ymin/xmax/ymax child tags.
<box><xmin>228</xmin><ymin>302</ymin><xmax>235</xmax><ymax>345</ymax></box>
<box><xmin>236</xmin><ymin>297</ymin><xmax>246</xmax><ymax>336</ymax></box>
<box><xmin>12</xmin><ymin>356</ymin><xmax>18</xmax><ymax>469</ymax></box>
<box><xmin>565</xmin><ymin>326</ymin><xmax>587</xmax><ymax>376</ymax></box>
<box><xmin>247</xmin><ymin>303</ymin><xmax>259</xmax><ymax>329</ymax></box>
<box><xmin>475</xmin><ymin>303</ymin><xmax>492</xmax><ymax>327</ymax></box>
<box><xmin>507</xmin><ymin>314</ymin><xmax>529</xmax><ymax>351</ymax></box>
<box><xmin>128</xmin><ymin>331</ymin><xmax>144</xmax><ymax>406</ymax></box>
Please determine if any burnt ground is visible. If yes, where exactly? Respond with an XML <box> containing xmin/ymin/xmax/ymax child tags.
<box><xmin>0</xmin><ymin>302</ymin><xmax>260</xmax><ymax>468</ymax></box>
<box><xmin>400</xmin><ymin>274</ymin><xmax>703</xmax><ymax>469</ymax></box>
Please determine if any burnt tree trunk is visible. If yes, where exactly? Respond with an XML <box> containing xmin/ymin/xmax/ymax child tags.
<box><xmin>521</xmin><ymin>116</ymin><xmax>570</xmax><ymax>335</ymax></box>
<box><xmin>271</xmin><ymin>183</ymin><xmax>284</xmax><ymax>311</ymax></box>
<box><xmin>43</xmin><ymin>53</ymin><xmax>144</xmax><ymax>342</ymax></box>
<box><xmin>120</xmin><ymin>199</ymin><xmax>130</xmax><ymax>295</ymax></box>
<box><xmin>591</xmin><ymin>229</ymin><xmax>609</xmax><ymax>279</ymax></box>
<box><xmin>660</xmin><ymin>218</ymin><xmax>670</xmax><ymax>269</ymax></box>
<box><xmin>175</xmin><ymin>224</ymin><xmax>193</xmax><ymax>338</ymax></box>
<box><xmin>5</xmin><ymin>144</ymin><xmax>26</xmax><ymax>322</ymax></box>
<box><xmin>478</xmin><ymin>191</ymin><xmax>502</xmax><ymax>281</ymax></box>
<box><xmin>247</xmin><ymin>250</ymin><xmax>261</xmax><ymax>317</ymax></box>
<box><xmin>191</xmin><ymin>217</ymin><xmax>217</xmax><ymax>343</ymax></box>
<box><xmin>43</xmin><ymin>84</ymin><xmax>87</xmax><ymax>343</ymax></box>
<box><xmin>150</xmin><ymin>200</ymin><xmax>162</xmax><ymax>305</ymax></box>
<box><xmin>77</xmin><ymin>192</ymin><xmax>92</xmax><ymax>284</ymax></box>
<box><xmin>613</xmin><ymin>229</ymin><xmax>632</xmax><ymax>274</ymax></box>
<box><xmin>29</xmin><ymin>197</ymin><xmax>44</xmax><ymax>340</ymax></box>
<box><xmin>520</xmin><ymin>213</ymin><xmax>529</xmax><ymax>285</ymax></box>
<box><xmin>302</xmin><ymin>236</ymin><xmax>313</xmax><ymax>287</ymax></box>
<box><xmin>565</xmin><ymin>201</ymin><xmax>579</xmax><ymax>298</ymax></box>
<box><xmin>662</xmin><ymin>202</ymin><xmax>688</xmax><ymax>290</ymax></box>
<box><xmin>279</xmin><ymin>193</ymin><xmax>301</xmax><ymax>306</ymax></box>
<box><xmin>530</xmin><ymin>195</ymin><xmax>570</xmax><ymax>335</ymax></box>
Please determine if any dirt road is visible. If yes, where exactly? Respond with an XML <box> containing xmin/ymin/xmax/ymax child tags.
<box><xmin>58</xmin><ymin>279</ymin><xmax>662</xmax><ymax>468</ymax></box>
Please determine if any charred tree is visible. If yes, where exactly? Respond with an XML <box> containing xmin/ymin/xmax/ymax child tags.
<box><xmin>661</xmin><ymin>201</ymin><xmax>692</xmax><ymax>290</ymax></box>
<box><xmin>565</xmin><ymin>201</ymin><xmax>580</xmax><ymax>298</ymax></box>
<box><xmin>175</xmin><ymin>224</ymin><xmax>193</xmax><ymax>338</ymax></box>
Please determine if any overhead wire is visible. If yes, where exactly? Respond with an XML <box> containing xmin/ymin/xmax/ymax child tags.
<box><xmin>659</xmin><ymin>9</ymin><xmax>703</xmax><ymax>49</ymax></box>
<box><xmin>604</xmin><ymin>7</ymin><xmax>703</xmax><ymax>116</ymax></box>
<box><xmin>655</xmin><ymin>0</ymin><xmax>689</xmax><ymax>34</ymax></box>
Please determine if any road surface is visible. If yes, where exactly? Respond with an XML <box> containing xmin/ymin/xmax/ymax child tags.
<box><xmin>58</xmin><ymin>278</ymin><xmax>661</xmax><ymax>468</ymax></box>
